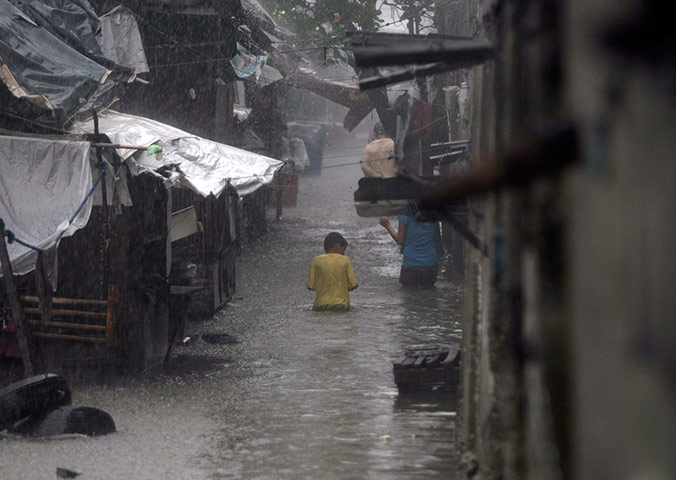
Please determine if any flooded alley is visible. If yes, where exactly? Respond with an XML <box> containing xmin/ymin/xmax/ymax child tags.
<box><xmin>0</xmin><ymin>144</ymin><xmax>463</xmax><ymax>479</ymax></box>
<box><xmin>3</xmin><ymin>0</ymin><xmax>675</xmax><ymax>477</ymax></box>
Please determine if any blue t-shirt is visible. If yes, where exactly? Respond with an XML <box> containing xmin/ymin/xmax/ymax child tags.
<box><xmin>398</xmin><ymin>215</ymin><xmax>438</xmax><ymax>267</ymax></box>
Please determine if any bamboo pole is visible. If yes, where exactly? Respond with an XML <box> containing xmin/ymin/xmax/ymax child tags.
<box><xmin>90</xmin><ymin>143</ymin><xmax>151</xmax><ymax>150</ymax></box>
<box><xmin>275</xmin><ymin>172</ymin><xmax>283</xmax><ymax>222</ymax></box>
<box><xmin>0</xmin><ymin>230</ymin><xmax>34</xmax><ymax>377</ymax></box>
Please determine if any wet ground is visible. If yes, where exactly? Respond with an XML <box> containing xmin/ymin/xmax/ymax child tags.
<box><xmin>0</xmin><ymin>143</ymin><xmax>463</xmax><ymax>479</ymax></box>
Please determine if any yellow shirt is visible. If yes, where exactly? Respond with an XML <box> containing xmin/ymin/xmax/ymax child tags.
<box><xmin>306</xmin><ymin>253</ymin><xmax>359</xmax><ymax>309</ymax></box>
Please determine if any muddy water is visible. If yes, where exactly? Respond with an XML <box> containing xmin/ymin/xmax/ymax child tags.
<box><xmin>0</xmin><ymin>144</ymin><xmax>463</xmax><ymax>479</ymax></box>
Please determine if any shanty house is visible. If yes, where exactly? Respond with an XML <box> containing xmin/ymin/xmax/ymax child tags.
<box><xmin>0</xmin><ymin>1</ymin><xmax>282</xmax><ymax>373</ymax></box>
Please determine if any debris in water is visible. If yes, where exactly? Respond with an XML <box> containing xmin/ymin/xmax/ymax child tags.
<box><xmin>56</xmin><ymin>467</ymin><xmax>81</xmax><ymax>478</ymax></box>
<box><xmin>393</xmin><ymin>343</ymin><xmax>461</xmax><ymax>393</ymax></box>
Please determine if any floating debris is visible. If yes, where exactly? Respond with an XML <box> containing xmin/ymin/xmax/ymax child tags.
<box><xmin>393</xmin><ymin>343</ymin><xmax>461</xmax><ymax>393</ymax></box>
<box><xmin>56</xmin><ymin>467</ymin><xmax>81</xmax><ymax>478</ymax></box>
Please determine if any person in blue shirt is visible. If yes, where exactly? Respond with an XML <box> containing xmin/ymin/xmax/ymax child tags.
<box><xmin>379</xmin><ymin>215</ymin><xmax>441</xmax><ymax>287</ymax></box>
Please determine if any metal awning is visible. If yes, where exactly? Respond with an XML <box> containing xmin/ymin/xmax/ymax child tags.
<box><xmin>72</xmin><ymin>110</ymin><xmax>284</xmax><ymax>198</ymax></box>
<box><xmin>347</xmin><ymin>31</ymin><xmax>496</xmax><ymax>90</ymax></box>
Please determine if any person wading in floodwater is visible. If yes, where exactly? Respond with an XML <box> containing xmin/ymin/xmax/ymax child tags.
<box><xmin>306</xmin><ymin>232</ymin><xmax>359</xmax><ymax>310</ymax></box>
<box><xmin>379</xmin><ymin>215</ymin><xmax>441</xmax><ymax>287</ymax></box>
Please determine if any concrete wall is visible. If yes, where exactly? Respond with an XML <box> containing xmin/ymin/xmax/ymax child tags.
<box><xmin>458</xmin><ymin>0</ymin><xmax>676</xmax><ymax>479</ymax></box>
<box><xmin>566</xmin><ymin>2</ymin><xmax>676</xmax><ymax>478</ymax></box>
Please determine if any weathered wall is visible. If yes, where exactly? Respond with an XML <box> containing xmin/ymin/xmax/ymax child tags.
<box><xmin>565</xmin><ymin>1</ymin><xmax>676</xmax><ymax>478</ymax></box>
<box><xmin>459</xmin><ymin>0</ymin><xmax>676</xmax><ymax>479</ymax></box>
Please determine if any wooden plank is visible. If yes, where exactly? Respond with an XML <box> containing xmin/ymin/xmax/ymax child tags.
<box><xmin>106</xmin><ymin>284</ymin><xmax>119</xmax><ymax>347</ymax></box>
<box><xmin>32</xmin><ymin>332</ymin><xmax>106</xmax><ymax>343</ymax></box>
<box><xmin>170</xmin><ymin>285</ymin><xmax>202</xmax><ymax>295</ymax></box>
<box><xmin>425</xmin><ymin>354</ymin><xmax>442</xmax><ymax>367</ymax></box>
<box><xmin>394</xmin><ymin>355</ymin><xmax>408</xmax><ymax>366</ymax></box>
<box><xmin>414</xmin><ymin>355</ymin><xmax>426</xmax><ymax>366</ymax></box>
<box><xmin>169</xmin><ymin>206</ymin><xmax>198</xmax><ymax>242</ymax></box>
<box><xmin>35</xmin><ymin>251</ymin><xmax>53</xmax><ymax>325</ymax></box>
<box><xmin>402</xmin><ymin>356</ymin><xmax>417</xmax><ymax>366</ymax></box>
<box><xmin>23</xmin><ymin>307</ymin><xmax>107</xmax><ymax>319</ymax></box>
<box><xmin>0</xmin><ymin>227</ymin><xmax>34</xmax><ymax>375</ymax></box>
<box><xmin>443</xmin><ymin>343</ymin><xmax>461</xmax><ymax>365</ymax></box>
<box><xmin>21</xmin><ymin>296</ymin><xmax>108</xmax><ymax>307</ymax></box>
<box><xmin>26</xmin><ymin>320</ymin><xmax>106</xmax><ymax>331</ymax></box>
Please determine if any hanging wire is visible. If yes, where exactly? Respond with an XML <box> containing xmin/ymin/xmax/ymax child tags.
<box><xmin>0</xmin><ymin>110</ymin><xmax>67</xmax><ymax>135</ymax></box>
<box><xmin>0</xmin><ymin>158</ymin><xmax>109</xmax><ymax>254</ymax></box>
<box><xmin>54</xmin><ymin>162</ymin><xmax>107</xmax><ymax>244</ymax></box>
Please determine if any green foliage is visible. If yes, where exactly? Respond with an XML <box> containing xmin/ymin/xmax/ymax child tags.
<box><xmin>259</xmin><ymin>0</ymin><xmax>384</xmax><ymax>64</ymax></box>
<box><xmin>259</xmin><ymin>0</ymin><xmax>442</xmax><ymax>65</ymax></box>
<box><xmin>270</xmin><ymin>0</ymin><xmax>382</xmax><ymax>35</ymax></box>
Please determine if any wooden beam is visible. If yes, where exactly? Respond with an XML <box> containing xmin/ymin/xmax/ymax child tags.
<box><xmin>23</xmin><ymin>308</ymin><xmax>107</xmax><ymax>319</ymax></box>
<box><xmin>0</xmin><ymin>230</ymin><xmax>34</xmax><ymax>376</ymax></box>
<box><xmin>26</xmin><ymin>320</ymin><xmax>106</xmax><ymax>332</ymax></box>
<box><xmin>353</xmin><ymin>38</ymin><xmax>495</xmax><ymax>68</ymax></box>
<box><xmin>21</xmin><ymin>296</ymin><xmax>107</xmax><ymax>306</ymax></box>
<box><xmin>32</xmin><ymin>332</ymin><xmax>106</xmax><ymax>343</ymax></box>
<box><xmin>106</xmin><ymin>284</ymin><xmax>120</xmax><ymax>347</ymax></box>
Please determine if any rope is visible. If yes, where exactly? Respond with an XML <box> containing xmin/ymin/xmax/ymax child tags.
<box><xmin>0</xmin><ymin>219</ymin><xmax>42</xmax><ymax>252</ymax></box>
<box><xmin>54</xmin><ymin>162</ymin><xmax>107</xmax><ymax>244</ymax></box>
<box><xmin>0</xmin><ymin>160</ymin><xmax>108</xmax><ymax>256</ymax></box>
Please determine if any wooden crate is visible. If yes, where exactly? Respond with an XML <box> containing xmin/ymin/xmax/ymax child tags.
<box><xmin>393</xmin><ymin>343</ymin><xmax>461</xmax><ymax>392</ymax></box>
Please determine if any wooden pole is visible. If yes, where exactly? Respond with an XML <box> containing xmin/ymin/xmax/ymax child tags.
<box><xmin>35</xmin><ymin>250</ymin><xmax>53</xmax><ymax>325</ymax></box>
<box><xmin>90</xmin><ymin>143</ymin><xmax>150</xmax><ymax>150</ymax></box>
<box><xmin>275</xmin><ymin>172</ymin><xmax>283</xmax><ymax>222</ymax></box>
<box><xmin>0</xmin><ymin>230</ymin><xmax>34</xmax><ymax>377</ymax></box>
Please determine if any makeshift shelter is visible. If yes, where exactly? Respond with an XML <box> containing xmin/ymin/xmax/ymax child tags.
<box><xmin>0</xmin><ymin>132</ymin><xmax>139</xmax><ymax>368</ymax></box>
<box><xmin>0</xmin><ymin>0</ymin><xmax>285</xmax><ymax>372</ymax></box>
<box><xmin>0</xmin><ymin>112</ymin><xmax>283</xmax><ymax>370</ymax></box>
<box><xmin>72</xmin><ymin>110</ymin><xmax>283</xmax><ymax>318</ymax></box>
<box><xmin>0</xmin><ymin>0</ymin><xmax>139</xmax><ymax>132</ymax></box>
<box><xmin>72</xmin><ymin>110</ymin><xmax>282</xmax><ymax>197</ymax></box>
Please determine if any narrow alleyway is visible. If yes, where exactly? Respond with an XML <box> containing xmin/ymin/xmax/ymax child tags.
<box><xmin>1</xmin><ymin>143</ymin><xmax>463</xmax><ymax>479</ymax></box>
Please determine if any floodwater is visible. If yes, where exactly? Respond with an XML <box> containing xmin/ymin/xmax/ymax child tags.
<box><xmin>0</xmin><ymin>142</ymin><xmax>463</xmax><ymax>479</ymax></box>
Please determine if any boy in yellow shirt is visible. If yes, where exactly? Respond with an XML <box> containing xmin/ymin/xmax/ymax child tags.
<box><xmin>306</xmin><ymin>232</ymin><xmax>359</xmax><ymax>310</ymax></box>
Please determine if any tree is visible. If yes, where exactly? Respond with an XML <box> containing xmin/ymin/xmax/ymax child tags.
<box><xmin>382</xmin><ymin>0</ymin><xmax>437</xmax><ymax>34</ymax></box>
<box><xmin>258</xmin><ymin>0</ymin><xmax>384</xmax><ymax>64</ymax></box>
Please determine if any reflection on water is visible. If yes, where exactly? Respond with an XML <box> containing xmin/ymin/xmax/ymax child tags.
<box><xmin>0</xmin><ymin>148</ymin><xmax>463</xmax><ymax>479</ymax></box>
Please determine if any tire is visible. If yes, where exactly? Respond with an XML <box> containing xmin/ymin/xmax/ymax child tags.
<box><xmin>12</xmin><ymin>405</ymin><xmax>116</xmax><ymax>437</ymax></box>
<box><xmin>0</xmin><ymin>374</ymin><xmax>71</xmax><ymax>430</ymax></box>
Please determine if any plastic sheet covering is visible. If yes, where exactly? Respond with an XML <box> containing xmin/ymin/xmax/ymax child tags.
<box><xmin>0</xmin><ymin>0</ymin><xmax>109</xmax><ymax>113</ymax></box>
<box><xmin>72</xmin><ymin>110</ymin><xmax>283</xmax><ymax>197</ymax></box>
<box><xmin>0</xmin><ymin>0</ymin><xmax>135</xmax><ymax>125</ymax></box>
<box><xmin>0</xmin><ymin>136</ymin><xmax>93</xmax><ymax>276</ymax></box>
<box><xmin>230</xmin><ymin>42</ymin><xmax>268</xmax><ymax>79</ymax></box>
<box><xmin>98</xmin><ymin>5</ymin><xmax>149</xmax><ymax>75</ymax></box>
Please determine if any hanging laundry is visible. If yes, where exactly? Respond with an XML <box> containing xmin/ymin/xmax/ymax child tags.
<box><xmin>230</xmin><ymin>42</ymin><xmax>269</xmax><ymax>79</ymax></box>
<box><xmin>408</xmin><ymin>98</ymin><xmax>435</xmax><ymax>142</ymax></box>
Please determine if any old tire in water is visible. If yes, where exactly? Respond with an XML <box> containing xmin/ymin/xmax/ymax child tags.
<box><xmin>12</xmin><ymin>405</ymin><xmax>116</xmax><ymax>437</ymax></box>
<box><xmin>0</xmin><ymin>374</ymin><xmax>71</xmax><ymax>430</ymax></box>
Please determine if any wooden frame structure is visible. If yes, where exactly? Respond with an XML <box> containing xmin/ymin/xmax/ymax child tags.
<box><xmin>21</xmin><ymin>284</ymin><xmax>119</xmax><ymax>346</ymax></box>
